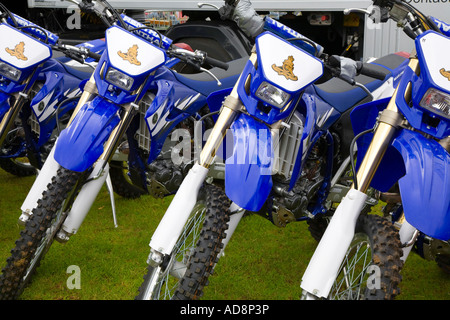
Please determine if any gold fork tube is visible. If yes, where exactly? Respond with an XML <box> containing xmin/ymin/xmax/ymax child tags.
<box><xmin>0</xmin><ymin>93</ymin><xmax>25</xmax><ymax>147</ymax></box>
<box><xmin>0</xmin><ymin>73</ymin><xmax>35</xmax><ymax>147</ymax></box>
<box><xmin>68</xmin><ymin>74</ymin><xmax>97</xmax><ymax>125</ymax></box>
<box><xmin>99</xmin><ymin>103</ymin><xmax>137</xmax><ymax>164</ymax></box>
<box><xmin>198</xmin><ymin>52</ymin><xmax>257</xmax><ymax>168</ymax></box>
<box><xmin>354</xmin><ymin>58</ymin><xmax>419</xmax><ymax>192</ymax></box>
<box><xmin>198</xmin><ymin>106</ymin><xmax>239</xmax><ymax>168</ymax></box>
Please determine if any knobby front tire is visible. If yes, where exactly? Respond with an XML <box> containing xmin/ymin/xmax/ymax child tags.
<box><xmin>0</xmin><ymin>167</ymin><xmax>81</xmax><ymax>300</ymax></box>
<box><xmin>329</xmin><ymin>214</ymin><xmax>403</xmax><ymax>300</ymax></box>
<box><xmin>136</xmin><ymin>183</ymin><xmax>230</xmax><ymax>300</ymax></box>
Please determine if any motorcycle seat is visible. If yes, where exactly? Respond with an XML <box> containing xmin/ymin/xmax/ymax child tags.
<box><xmin>173</xmin><ymin>57</ymin><xmax>249</xmax><ymax>96</ymax></box>
<box><xmin>314</xmin><ymin>53</ymin><xmax>408</xmax><ymax>113</ymax></box>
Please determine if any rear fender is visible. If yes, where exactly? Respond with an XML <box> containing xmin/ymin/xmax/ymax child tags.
<box><xmin>393</xmin><ymin>130</ymin><xmax>450</xmax><ymax>240</ymax></box>
<box><xmin>54</xmin><ymin>96</ymin><xmax>120</xmax><ymax>172</ymax></box>
<box><xmin>225</xmin><ymin>113</ymin><xmax>273</xmax><ymax>211</ymax></box>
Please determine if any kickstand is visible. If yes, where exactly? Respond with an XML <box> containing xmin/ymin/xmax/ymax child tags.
<box><xmin>105</xmin><ymin>173</ymin><xmax>118</xmax><ymax>228</ymax></box>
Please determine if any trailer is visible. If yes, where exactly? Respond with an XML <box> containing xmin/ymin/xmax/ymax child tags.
<box><xmin>25</xmin><ymin>0</ymin><xmax>449</xmax><ymax>61</ymax></box>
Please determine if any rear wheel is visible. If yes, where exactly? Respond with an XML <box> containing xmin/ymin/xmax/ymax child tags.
<box><xmin>0</xmin><ymin>157</ymin><xmax>35</xmax><ymax>176</ymax></box>
<box><xmin>136</xmin><ymin>184</ymin><xmax>230</xmax><ymax>300</ymax></box>
<box><xmin>0</xmin><ymin>126</ymin><xmax>35</xmax><ymax>177</ymax></box>
<box><xmin>109</xmin><ymin>160</ymin><xmax>145</xmax><ymax>199</ymax></box>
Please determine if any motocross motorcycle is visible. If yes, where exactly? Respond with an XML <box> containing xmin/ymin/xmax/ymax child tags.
<box><xmin>301</xmin><ymin>0</ymin><xmax>450</xmax><ymax>300</ymax></box>
<box><xmin>135</xmin><ymin>0</ymin><xmax>410</xmax><ymax>300</ymax></box>
<box><xmin>0</xmin><ymin>3</ymin><xmax>103</xmax><ymax>178</ymax></box>
<box><xmin>0</xmin><ymin>0</ymin><xmax>245</xmax><ymax>300</ymax></box>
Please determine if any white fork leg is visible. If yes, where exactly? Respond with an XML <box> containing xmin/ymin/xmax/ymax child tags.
<box><xmin>60</xmin><ymin>160</ymin><xmax>109</xmax><ymax>236</ymax></box>
<box><xmin>19</xmin><ymin>145</ymin><xmax>60</xmax><ymax>224</ymax></box>
<box><xmin>219</xmin><ymin>202</ymin><xmax>245</xmax><ymax>257</ymax></box>
<box><xmin>398</xmin><ymin>219</ymin><xmax>418</xmax><ymax>262</ymax></box>
<box><xmin>301</xmin><ymin>189</ymin><xmax>368</xmax><ymax>298</ymax></box>
<box><xmin>149</xmin><ymin>163</ymin><xmax>209</xmax><ymax>255</ymax></box>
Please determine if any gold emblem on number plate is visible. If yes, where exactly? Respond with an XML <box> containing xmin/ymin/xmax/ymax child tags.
<box><xmin>440</xmin><ymin>68</ymin><xmax>450</xmax><ymax>81</ymax></box>
<box><xmin>5</xmin><ymin>41</ymin><xmax>28</xmax><ymax>61</ymax></box>
<box><xmin>118</xmin><ymin>44</ymin><xmax>141</xmax><ymax>66</ymax></box>
<box><xmin>272</xmin><ymin>55</ymin><xmax>298</xmax><ymax>81</ymax></box>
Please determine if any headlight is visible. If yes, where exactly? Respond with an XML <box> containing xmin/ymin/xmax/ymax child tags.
<box><xmin>255</xmin><ymin>81</ymin><xmax>290</xmax><ymax>109</ymax></box>
<box><xmin>105</xmin><ymin>67</ymin><xmax>134</xmax><ymax>91</ymax></box>
<box><xmin>420</xmin><ymin>88</ymin><xmax>450</xmax><ymax>120</ymax></box>
<box><xmin>0</xmin><ymin>61</ymin><xmax>22</xmax><ymax>82</ymax></box>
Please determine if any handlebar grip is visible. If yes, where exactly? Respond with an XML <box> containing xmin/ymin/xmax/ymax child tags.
<box><xmin>204</xmin><ymin>56</ymin><xmax>229</xmax><ymax>71</ymax></box>
<box><xmin>87</xmin><ymin>50</ymin><xmax>102</xmax><ymax>61</ymax></box>
<box><xmin>359</xmin><ymin>63</ymin><xmax>387</xmax><ymax>80</ymax></box>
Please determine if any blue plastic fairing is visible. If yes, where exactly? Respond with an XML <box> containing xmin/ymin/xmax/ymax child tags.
<box><xmin>54</xmin><ymin>96</ymin><xmax>120</xmax><ymax>172</ymax></box>
<box><xmin>350</xmin><ymin>98</ymin><xmax>406</xmax><ymax>192</ymax></box>
<box><xmin>225</xmin><ymin>113</ymin><xmax>273</xmax><ymax>211</ymax></box>
<box><xmin>0</xmin><ymin>92</ymin><xmax>9</xmax><ymax>121</ymax></box>
<box><xmin>393</xmin><ymin>129</ymin><xmax>450</xmax><ymax>240</ymax></box>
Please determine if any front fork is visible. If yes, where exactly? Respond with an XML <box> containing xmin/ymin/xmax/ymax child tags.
<box><xmin>19</xmin><ymin>74</ymin><xmax>98</xmax><ymax>223</ymax></box>
<box><xmin>300</xmin><ymin>57</ymin><xmax>420</xmax><ymax>299</ymax></box>
<box><xmin>0</xmin><ymin>73</ymin><xmax>36</xmax><ymax>148</ymax></box>
<box><xmin>147</xmin><ymin>52</ymin><xmax>257</xmax><ymax>263</ymax></box>
<box><xmin>19</xmin><ymin>74</ymin><xmax>139</xmax><ymax>236</ymax></box>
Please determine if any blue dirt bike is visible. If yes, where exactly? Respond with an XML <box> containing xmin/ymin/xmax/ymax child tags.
<box><xmin>0</xmin><ymin>0</ymin><xmax>248</xmax><ymax>300</ymax></box>
<box><xmin>135</xmin><ymin>0</ymin><xmax>410</xmax><ymax>300</ymax></box>
<box><xmin>301</xmin><ymin>0</ymin><xmax>450</xmax><ymax>300</ymax></box>
<box><xmin>0</xmin><ymin>3</ymin><xmax>103</xmax><ymax>178</ymax></box>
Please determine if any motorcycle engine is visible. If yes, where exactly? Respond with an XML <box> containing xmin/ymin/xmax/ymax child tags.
<box><xmin>259</xmin><ymin>111</ymin><xmax>329</xmax><ymax>227</ymax></box>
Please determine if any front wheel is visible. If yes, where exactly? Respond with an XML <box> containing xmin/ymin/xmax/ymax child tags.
<box><xmin>136</xmin><ymin>183</ymin><xmax>230</xmax><ymax>300</ymax></box>
<box><xmin>329</xmin><ymin>214</ymin><xmax>403</xmax><ymax>300</ymax></box>
<box><xmin>0</xmin><ymin>167</ymin><xmax>81</xmax><ymax>300</ymax></box>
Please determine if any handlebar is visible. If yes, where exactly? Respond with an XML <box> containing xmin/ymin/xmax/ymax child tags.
<box><xmin>169</xmin><ymin>47</ymin><xmax>229</xmax><ymax>71</ymax></box>
<box><xmin>358</xmin><ymin>62</ymin><xmax>387</xmax><ymax>80</ymax></box>
<box><xmin>326</xmin><ymin>55</ymin><xmax>386</xmax><ymax>86</ymax></box>
<box><xmin>53</xmin><ymin>43</ymin><xmax>102</xmax><ymax>64</ymax></box>
<box><xmin>347</xmin><ymin>0</ymin><xmax>444</xmax><ymax>40</ymax></box>
<box><xmin>204</xmin><ymin>56</ymin><xmax>229</xmax><ymax>71</ymax></box>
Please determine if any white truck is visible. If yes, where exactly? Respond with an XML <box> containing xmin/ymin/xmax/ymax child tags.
<box><xmin>26</xmin><ymin>0</ymin><xmax>449</xmax><ymax>60</ymax></box>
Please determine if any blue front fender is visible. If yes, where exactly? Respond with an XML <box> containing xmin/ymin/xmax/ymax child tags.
<box><xmin>225</xmin><ymin>113</ymin><xmax>274</xmax><ymax>211</ymax></box>
<box><xmin>54</xmin><ymin>96</ymin><xmax>120</xmax><ymax>172</ymax></box>
<box><xmin>393</xmin><ymin>130</ymin><xmax>450</xmax><ymax>240</ymax></box>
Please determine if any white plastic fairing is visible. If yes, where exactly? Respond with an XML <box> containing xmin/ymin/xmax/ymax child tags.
<box><xmin>150</xmin><ymin>163</ymin><xmax>209</xmax><ymax>255</ymax></box>
<box><xmin>301</xmin><ymin>189</ymin><xmax>368</xmax><ymax>298</ymax></box>
<box><xmin>106</xmin><ymin>26</ymin><xmax>166</xmax><ymax>76</ymax></box>
<box><xmin>0</xmin><ymin>24</ymin><xmax>51</xmax><ymax>68</ymax></box>
<box><xmin>418</xmin><ymin>32</ymin><xmax>450</xmax><ymax>92</ymax></box>
<box><xmin>21</xmin><ymin>145</ymin><xmax>60</xmax><ymax>216</ymax></box>
<box><xmin>256</xmin><ymin>32</ymin><xmax>323</xmax><ymax>93</ymax></box>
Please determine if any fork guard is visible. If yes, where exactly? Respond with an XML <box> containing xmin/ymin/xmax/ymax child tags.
<box><xmin>54</xmin><ymin>96</ymin><xmax>120</xmax><ymax>172</ymax></box>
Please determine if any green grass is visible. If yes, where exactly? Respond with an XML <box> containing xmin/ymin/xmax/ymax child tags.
<box><xmin>0</xmin><ymin>169</ymin><xmax>448</xmax><ymax>300</ymax></box>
